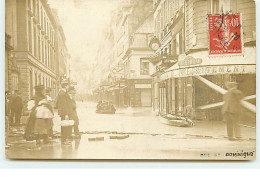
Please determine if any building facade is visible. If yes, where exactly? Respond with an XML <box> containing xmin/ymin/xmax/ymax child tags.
<box><xmin>5</xmin><ymin>0</ymin><xmax>70</xmax><ymax>103</ymax></box>
<box><xmin>93</xmin><ymin>0</ymin><xmax>155</xmax><ymax>108</ymax></box>
<box><xmin>150</xmin><ymin>0</ymin><xmax>256</xmax><ymax>121</ymax></box>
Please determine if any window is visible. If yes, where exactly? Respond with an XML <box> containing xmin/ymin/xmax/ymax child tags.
<box><xmin>28</xmin><ymin>0</ymin><xmax>31</xmax><ymax>9</ymax></box>
<box><xmin>211</xmin><ymin>0</ymin><xmax>219</xmax><ymax>14</ymax></box>
<box><xmin>28</xmin><ymin>18</ymin><xmax>32</xmax><ymax>53</ymax></box>
<box><xmin>41</xmin><ymin>7</ymin><xmax>43</xmax><ymax>26</ymax></box>
<box><xmin>172</xmin><ymin>38</ymin><xmax>176</xmax><ymax>55</ymax></box>
<box><xmin>38</xmin><ymin>34</ymin><xmax>41</xmax><ymax>60</ymax></box>
<box><xmin>32</xmin><ymin>0</ymin><xmax>36</xmax><ymax>14</ymax></box>
<box><xmin>211</xmin><ymin>0</ymin><xmax>230</xmax><ymax>14</ymax></box>
<box><xmin>11</xmin><ymin>74</ymin><xmax>19</xmax><ymax>91</ymax></box>
<box><xmin>38</xmin><ymin>74</ymin><xmax>41</xmax><ymax>85</ymax></box>
<box><xmin>140</xmin><ymin>59</ymin><xmax>150</xmax><ymax>75</ymax></box>
<box><xmin>42</xmin><ymin>39</ymin><xmax>44</xmax><ymax>63</ymax></box>
<box><xmin>179</xmin><ymin>31</ymin><xmax>184</xmax><ymax>54</ymax></box>
<box><xmin>35</xmin><ymin>73</ymin><xmax>37</xmax><ymax>86</ymax></box>
<box><xmin>45</xmin><ymin>40</ymin><xmax>48</xmax><ymax>65</ymax></box>
<box><xmin>34</xmin><ymin>27</ymin><xmax>37</xmax><ymax>57</ymax></box>
<box><xmin>176</xmin><ymin>33</ymin><xmax>179</xmax><ymax>55</ymax></box>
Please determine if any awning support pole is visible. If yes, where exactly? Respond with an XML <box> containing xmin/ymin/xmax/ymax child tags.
<box><xmin>194</xmin><ymin>76</ymin><xmax>256</xmax><ymax>113</ymax></box>
<box><xmin>198</xmin><ymin>95</ymin><xmax>256</xmax><ymax>110</ymax></box>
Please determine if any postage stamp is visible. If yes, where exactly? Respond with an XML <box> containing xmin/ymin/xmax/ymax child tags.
<box><xmin>208</xmin><ymin>13</ymin><xmax>243</xmax><ymax>56</ymax></box>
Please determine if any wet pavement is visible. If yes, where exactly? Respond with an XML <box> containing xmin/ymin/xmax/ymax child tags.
<box><xmin>6</xmin><ymin>102</ymin><xmax>256</xmax><ymax>160</ymax></box>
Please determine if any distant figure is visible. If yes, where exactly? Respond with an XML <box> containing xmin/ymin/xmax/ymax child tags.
<box><xmin>222</xmin><ymin>82</ymin><xmax>244</xmax><ymax>141</ymax></box>
<box><xmin>5</xmin><ymin>91</ymin><xmax>11</xmax><ymax>118</ymax></box>
<box><xmin>10</xmin><ymin>90</ymin><xmax>23</xmax><ymax>125</ymax></box>
<box><xmin>68</xmin><ymin>86</ymin><xmax>81</xmax><ymax>139</ymax></box>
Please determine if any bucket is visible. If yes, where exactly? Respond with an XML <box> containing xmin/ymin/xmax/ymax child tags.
<box><xmin>61</xmin><ymin>125</ymin><xmax>73</xmax><ymax>138</ymax></box>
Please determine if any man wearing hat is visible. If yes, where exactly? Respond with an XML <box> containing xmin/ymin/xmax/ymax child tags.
<box><xmin>9</xmin><ymin>90</ymin><xmax>23</xmax><ymax>125</ymax></box>
<box><xmin>56</xmin><ymin>80</ymin><xmax>72</xmax><ymax>121</ymax></box>
<box><xmin>68</xmin><ymin>86</ymin><xmax>81</xmax><ymax>138</ymax></box>
<box><xmin>222</xmin><ymin>82</ymin><xmax>244</xmax><ymax>141</ymax></box>
<box><xmin>56</xmin><ymin>80</ymin><xmax>73</xmax><ymax>143</ymax></box>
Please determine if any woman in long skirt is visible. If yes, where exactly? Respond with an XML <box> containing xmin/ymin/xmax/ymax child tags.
<box><xmin>24</xmin><ymin>85</ymin><xmax>54</xmax><ymax>145</ymax></box>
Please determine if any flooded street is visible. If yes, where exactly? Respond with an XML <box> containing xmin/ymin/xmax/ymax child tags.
<box><xmin>6</xmin><ymin>102</ymin><xmax>256</xmax><ymax>160</ymax></box>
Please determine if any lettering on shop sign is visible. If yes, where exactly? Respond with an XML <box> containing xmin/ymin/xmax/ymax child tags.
<box><xmin>179</xmin><ymin>65</ymin><xmax>248</xmax><ymax>77</ymax></box>
<box><xmin>178</xmin><ymin>56</ymin><xmax>202</xmax><ymax>67</ymax></box>
<box><xmin>208</xmin><ymin>13</ymin><xmax>242</xmax><ymax>55</ymax></box>
<box><xmin>135</xmin><ymin>84</ymin><xmax>152</xmax><ymax>89</ymax></box>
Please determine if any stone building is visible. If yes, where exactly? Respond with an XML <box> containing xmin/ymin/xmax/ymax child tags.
<box><xmin>5</xmin><ymin>0</ymin><xmax>70</xmax><ymax>102</ymax></box>
<box><xmin>150</xmin><ymin>0</ymin><xmax>256</xmax><ymax>120</ymax></box>
<box><xmin>93</xmin><ymin>0</ymin><xmax>155</xmax><ymax>107</ymax></box>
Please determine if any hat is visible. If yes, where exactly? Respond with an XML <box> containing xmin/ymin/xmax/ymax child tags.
<box><xmin>35</xmin><ymin>85</ymin><xmax>45</xmax><ymax>91</ymax></box>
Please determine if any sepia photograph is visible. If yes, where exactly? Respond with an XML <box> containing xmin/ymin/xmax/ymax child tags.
<box><xmin>4</xmin><ymin>0</ymin><xmax>256</xmax><ymax>160</ymax></box>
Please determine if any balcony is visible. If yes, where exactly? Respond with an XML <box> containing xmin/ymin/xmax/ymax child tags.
<box><xmin>161</xmin><ymin>54</ymin><xmax>178</xmax><ymax>67</ymax></box>
<box><xmin>148</xmin><ymin>52</ymin><xmax>162</xmax><ymax>65</ymax></box>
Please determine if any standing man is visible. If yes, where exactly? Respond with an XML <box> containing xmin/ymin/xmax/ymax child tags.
<box><xmin>10</xmin><ymin>90</ymin><xmax>23</xmax><ymax>125</ymax></box>
<box><xmin>68</xmin><ymin>86</ymin><xmax>81</xmax><ymax>139</ymax></box>
<box><xmin>56</xmin><ymin>81</ymin><xmax>72</xmax><ymax>121</ymax></box>
<box><xmin>55</xmin><ymin>80</ymin><xmax>72</xmax><ymax>143</ymax></box>
<box><xmin>222</xmin><ymin>82</ymin><xmax>244</xmax><ymax>141</ymax></box>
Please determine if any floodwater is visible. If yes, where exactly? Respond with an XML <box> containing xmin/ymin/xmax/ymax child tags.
<box><xmin>6</xmin><ymin>102</ymin><xmax>256</xmax><ymax>160</ymax></box>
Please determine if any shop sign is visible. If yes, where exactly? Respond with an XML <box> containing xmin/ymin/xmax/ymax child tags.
<box><xmin>178</xmin><ymin>56</ymin><xmax>202</xmax><ymax>67</ymax></box>
<box><xmin>179</xmin><ymin>65</ymin><xmax>255</xmax><ymax>77</ymax></box>
<box><xmin>135</xmin><ymin>84</ymin><xmax>152</xmax><ymax>89</ymax></box>
<box><xmin>208</xmin><ymin>13</ymin><xmax>242</xmax><ymax>55</ymax></box>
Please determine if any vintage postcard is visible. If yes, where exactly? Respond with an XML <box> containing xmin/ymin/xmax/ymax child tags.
<box><xmin>5</xmin><ymin>0</ymin><xmax>256</xmax><ymax>160</ymax></box>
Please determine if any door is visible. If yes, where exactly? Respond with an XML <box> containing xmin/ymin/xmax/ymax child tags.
<box><xmin>141</xmin><ymin>89</ymin><xmax>151</xmax><ymax>107</ymax></box>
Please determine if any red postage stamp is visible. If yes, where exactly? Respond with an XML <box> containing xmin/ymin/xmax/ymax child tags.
<box><xmin>208</xmin><ymin>13</ymin><xmax>243</xmax><ymax>55</ymax></box>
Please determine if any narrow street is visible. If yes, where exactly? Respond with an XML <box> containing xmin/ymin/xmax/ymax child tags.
<box><xmin>6</xmin><ymin>102</ymin><xmax>256</xmax><ymax>160</ymax></box>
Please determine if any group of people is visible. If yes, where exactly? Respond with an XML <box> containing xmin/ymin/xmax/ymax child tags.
<box><xmin>23</xmin><ymin>80</ymin><xmax>80</xmax><ymax>146</ymax></box>
<box><xmin>5</xmin><ymin>80</ymin><xmax>246</xmax><ymax>144</ymax></box>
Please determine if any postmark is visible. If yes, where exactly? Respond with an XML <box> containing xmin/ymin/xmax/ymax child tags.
<box><xmin>208</xmin><ymin>13</ymin><xmax>243</xmax><ymax>55</ymax></box>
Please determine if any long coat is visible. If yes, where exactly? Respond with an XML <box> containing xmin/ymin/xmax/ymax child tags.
<box><xmin>69</xmin><ymin>97</ymin><xmax>79</xmax><ymax>125</ymax></box>
<box><xmin>222</xmin><ymin>88</ymin><xmax>244</xmax><ymax>115</ymax></box>
<box><xmin>56</xmin><ymin>89</ymin><xmax>72</xmax><ymax>116</ymax></box>
<box><xmin>10</xmin><ymin>94</ymin><xmax>23</xmax><ymax>112</ymax></box>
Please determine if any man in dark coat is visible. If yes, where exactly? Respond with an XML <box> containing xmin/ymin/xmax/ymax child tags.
<box><xmin>56</xmin><ymin>81</ymin><xmax>72</xmax><ymax>120</ymax></box>
<box><xmin>222</xmin><ymin>82</ymin><xmax>244</xmax><ymax>141</ymax></box>
<box><xmin>10</xmin><ymin>90</ymin><xmax>23</xmax><ymax>125</ymax></box>
<box><xmin>68</xmin><ymin>86</ymin><xmax>81</xmax><ymax>139</ymax></box>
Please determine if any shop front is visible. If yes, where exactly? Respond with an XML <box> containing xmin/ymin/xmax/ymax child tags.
<box><xmin>128</xmin><ymin>79</ymin><xmax>152</xmax><ymax>107</ymax></box>
<box><xmin>160</xmin><ymin>47</ymin><xmax>256</xmax><ymax>121</ymax></box>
